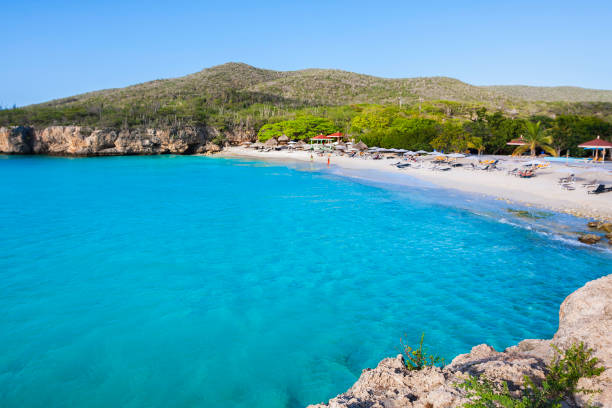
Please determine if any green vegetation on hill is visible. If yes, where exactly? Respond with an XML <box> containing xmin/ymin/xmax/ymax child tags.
<box><xmin>1</xmin><ymin>62</ymin><xmax>612</xmax><ymax>155</ymax></box>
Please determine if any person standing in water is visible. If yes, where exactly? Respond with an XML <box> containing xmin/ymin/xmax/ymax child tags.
<box><xmin>327</xmin><ymin>153</ymin><xmax>330</xmax><ymax>167</ymax></box>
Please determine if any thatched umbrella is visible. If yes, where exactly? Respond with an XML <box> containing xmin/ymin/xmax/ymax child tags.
<box><xmin>354</xmin><ymin>140</ymin><xmax>368</xmax><ymax>151</ymax></box>
<box><xmin>265</xmin><ymin>138</ymin><xmax>278</xmax><ymax>147</ymax></box>
<box><xmin>278</xmin><ymin>134</ymin><xmax>289</xmax><ymax>145</ymax></box>
<box><xmin>252</xmin><ymin>142</ymin><xmax>264</xmax><ymax>149</ymax></box>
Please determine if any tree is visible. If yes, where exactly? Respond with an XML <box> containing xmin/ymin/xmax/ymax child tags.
<box><xmin>430</xmin><ymin>121</ymin><xmax>471</xmax><ymax>152</ymax></box>
<box><xmin>512</xmin><ymin>121</ymin><xmax>557</xmax><ymax>157</ymax></box>
<box><xmin>486</xmin><ymin>112</ymin><xmax>525</xmax><ymax>155</ymax></box>
<box><xmin>256</xmin><ymin>115</ymin><xmax>337</xmax><ymax>141</ymax></box>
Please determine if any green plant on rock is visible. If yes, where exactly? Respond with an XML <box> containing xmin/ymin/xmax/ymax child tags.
<box><xmin>401</xmin><ymin>332</ymin><xmax>444</xmax><ymax>371</ymax></box>
<box><xmin>459</xmin><ymin>342</ymin><xmax>604</xmax><ymax>408</ymax></box>
<box><xmin>211</xmin><ymin>134</ymin><xmax>227</xmax><ymax>146</ymax></box>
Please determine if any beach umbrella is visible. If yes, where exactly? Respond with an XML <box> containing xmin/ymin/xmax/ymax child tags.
<box><xmin>278</xmin><ymin>134</ymin><xmax>289</xmax><ymax>144</ymax></box>
<box><xmin>428</xmin><ymin>151</ymin><xmax>447</xmax><ymax>156</ymax></box>
<box><xmin>404</xmin><ymin>151</ymin><xmax>416</xmax><ymax>156</ymax></box>
<box><xmin>447</xmin><ymin>153</ymin><xmax>466</xmax><ymax>158</ymax></box>
<box><xmin>523</xmin><ymin>159</ymin><xmax>546</xmax><ymax>166</ymax></box>
<box><xmin>396</xmin><ymin>149</ymin><xmax>408</xmax><ymax>153</ymax></box>
<box><xmin>288</xmin><ymin>140</ymin><xmax>297</xmax><ymax>145</ymax></box>
<box><xmin>578</xmin><ymin>136</ymin><xmax>612</xmax><ymax>162</ymax></box>
<box><xmin>265</xmin><ymin>138</ymin><xmax>278</xmax><ymax>146</ymax></box>
<box><xmin>327</xmin><ymin>132</ymin><xmax>344</xmax><ymax>141</ymax></box>
<box><xmin>335</xmin><ymin>145</ymin><xmax>346</xmax><ymax>150</ymax></box>
<box><xmin>416</xmin><ymin>150</ymin><xmax>428</xmax><ymax>154</ymax></box>
<box><xmin>354</xmin><ymin>141</ymin><xmax>368</xmax><ymax>150</ymax></box>
<box><xmin>507</xmin><ymin>136</ymin><xmax>527</xmax><ymax>146</ymax></box>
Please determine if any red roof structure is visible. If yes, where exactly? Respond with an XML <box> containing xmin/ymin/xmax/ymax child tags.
<box><xmin>578</xmin><ymin>136</ymin><xmax>612</xmax><ymax>149</ymax></box>
<box><xmin>311</xmin><ymin>134</ymin><xmax>332</xmax><ymax>140</ymax></box>
<box><xmin>327</xmin><ymin>132</ymin><xmax>344</xmax><ymax>138</ymax></box>
<box><xmin>507</xmin><ymin>136</ymin><xmax>527</xmax><ymax>146</ymax></box>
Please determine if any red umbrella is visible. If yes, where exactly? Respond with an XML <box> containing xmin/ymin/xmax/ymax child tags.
<box><xmin>507</xmin><ymin>136</ymin><xmax>527</xmax><ymax>146</ymax></box>
<box><xmin>578</xmin><ymin>136</ymin><xmax>612</xmax><ymax>162</ymax></box>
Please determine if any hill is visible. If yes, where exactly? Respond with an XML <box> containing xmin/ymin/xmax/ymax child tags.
<box><xmin>2</xmin><ymin>62</ymin><xmax>612</xmax><ymax>130</ymax></box>
<box><xmin>41</xmin><ymin>63</ymin><xmax>612</xmax><ymax>108</ymax></box>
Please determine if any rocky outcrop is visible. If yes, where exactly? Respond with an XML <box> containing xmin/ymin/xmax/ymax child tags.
<box><xmin>553</xmin><ymin>275</ymin><xmax>612</xmax><ymax>407</ymax></box>
<box><xmin>0</xmin><ymin>126</ymin><xmax>34</xmax><ymax>153</ymax></box>
<box><xmin>309</xmin><ymin>274</ymin><xmax>612</xmax><ymax>408</ymax></box>
<box><xmin>0</xmin><ymin>126</ymin><xmax>234</xmax><ymax>156</ymax></box>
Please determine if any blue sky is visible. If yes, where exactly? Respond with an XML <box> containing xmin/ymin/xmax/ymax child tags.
<box><xmin>2</xmin><ymin>0</ymin><xmax>611</xmax><ymax>106</ymax></box>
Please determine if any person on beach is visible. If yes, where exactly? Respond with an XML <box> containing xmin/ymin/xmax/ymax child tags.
<box><xmin>327</xmin><ymin>154</ymin><xmax>330</xmax><ymax>167</ymax></box>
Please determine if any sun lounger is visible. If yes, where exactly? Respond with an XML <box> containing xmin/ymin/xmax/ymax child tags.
<box><xmin>507</xmin><ymin>168</ymin><xmax>519</xmax><ymax>176</ymax></box>
<box><xmin>558</xmin><ymin>174</ymin><xmax>575</xmax><ymax>184</ymax></box>
<box><xmin>588</xmin><ymin>184</ymin><xmax>612</xmax><ymax>194</ymax></box>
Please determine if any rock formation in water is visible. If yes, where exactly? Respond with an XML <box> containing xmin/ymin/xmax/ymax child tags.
<box><xmin>0</xmin><ymin>125</ymin><xmax>255</xmax><ymax>156</ymax></box>
<box><xmin>309</xmin><ymin>274</ymin><xmax>612</xmax><ymax>408</ymax></box>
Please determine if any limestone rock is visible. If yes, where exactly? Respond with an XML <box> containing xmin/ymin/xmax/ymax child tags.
<box><xmin>578</xmin><ymin>234</ymin><xmax>602</xmax><ymax>244</ymax></box>
<box><xmin>204</xmin><ymin>142</ymin><xmax>221</xmax><ymax>153</ymax></box>
<box><xmin>0</xmin><ymin>126</ymin><xmax>34</xmax><ymax>153</ymax></box>
<box><xmin>553</xmin><ymin>275</ymin><xmax>612</xmax><ymax>407</ymax></box>
<box><xmin>0</xmin><ymin>125</ymin><xmax>222</xmax><ymax>156</ymax></box>
<box><xmin>588</xmin><ymin>222</ymin><xmax>612</xmax><ymax>233</ymax></box>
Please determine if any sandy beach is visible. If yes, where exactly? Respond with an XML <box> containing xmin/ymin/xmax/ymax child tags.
<box><xmin>221</xmin><ymin>146</ymin><xmax>612</xmax><ymax>221</ymax></box>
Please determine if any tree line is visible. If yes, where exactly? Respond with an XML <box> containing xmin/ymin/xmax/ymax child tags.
<box><xmin>257</xmin><ymin>106</ymin><xmax>612</xmax><ymax>156</ymax></box>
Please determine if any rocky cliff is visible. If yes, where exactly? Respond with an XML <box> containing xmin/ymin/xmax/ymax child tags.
<box><xmin>309</xmin><ymin>274</ymin><xmax>612</xmax><ymax>408</ymax></box>
<box><xmin>0</xmin><ymin>125</ymin><xmax>254</xmax><ymax>156</ymax></box>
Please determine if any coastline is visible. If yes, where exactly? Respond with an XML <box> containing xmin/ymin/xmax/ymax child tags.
<box><xmin>219</xmin><ymin>147</ymin><xmax>612</xmax><ymax>221</ymax></box>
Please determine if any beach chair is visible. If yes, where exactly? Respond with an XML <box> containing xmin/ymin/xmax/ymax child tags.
<box><xmin>588</xmin><ymin>184</ymin><xmax>612</xmax><ymax>194</ymax></box>
<box><xmin>560</xmin><ymin>183</ymin><xmax>576</xmax><ymax>191</ymax></box>
<box><xmin>558</xmin><ymin>174</ymin><xmax>575</xmax><ymax>184</ymax></box>
<box><xmin>507</xmin><ymin>168</ymin><xmax>519</xmax><ymax>176</ymax></box>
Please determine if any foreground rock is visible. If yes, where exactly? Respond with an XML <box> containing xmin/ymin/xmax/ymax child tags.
<box><xmin>309</xmin><ymin>274</ymin><xmax>611</xmax><ymax>408</ymax></box>
<box><xmin>0</xmin><ymin>126</ymin><xmax>244</xmax><ymax>156</ymax></box>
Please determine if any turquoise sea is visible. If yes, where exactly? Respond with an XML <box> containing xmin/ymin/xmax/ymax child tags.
<box><xmin>1</xmin><ymin>155</ymin><xmax>610</xmax><ymax>408</ymax></box>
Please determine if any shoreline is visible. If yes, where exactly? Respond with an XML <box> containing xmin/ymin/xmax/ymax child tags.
<box><xmin>219</xmin><ymin>147</ymin><xmax>612</xmax><ymax>221</ymax></box>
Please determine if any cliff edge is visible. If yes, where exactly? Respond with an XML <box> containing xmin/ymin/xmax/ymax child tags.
<box><xmin>309</xmin><ymin>274</ymin><xmax>612</xmax><ymax>408</ymax></box>
<box><xmin>0</xmin><ymin>125</ymin><xmax>255</xmax><ymax>156</ymax></box>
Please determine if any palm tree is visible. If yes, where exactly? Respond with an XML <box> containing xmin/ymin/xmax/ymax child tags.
<box><xmin>512</xmin><ymin>121</ymin><xmax>557</xmax><ymax>157</ymax></box>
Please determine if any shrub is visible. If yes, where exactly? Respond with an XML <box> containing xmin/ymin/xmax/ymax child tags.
<box><xmin>459</xmin><ymin>342</ymin><xmax>604</xmax><ymax>408</ymax></box>
<box><xmin>401</xmin><ymin>333</ymin><xmax>444</xmax><ymax>371</ymax></box>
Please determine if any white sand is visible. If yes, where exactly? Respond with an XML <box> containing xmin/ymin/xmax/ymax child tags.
<box><xmin>220</xmin><ymin>147</ymin><xmax>612</xmax><ymax>221</ymax></box>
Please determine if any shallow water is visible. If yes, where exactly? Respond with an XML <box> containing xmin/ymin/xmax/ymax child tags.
<box><xmin>1</xmin><ymin>155</ymin><xmax>610</xmax><ymax>408</ymax></box>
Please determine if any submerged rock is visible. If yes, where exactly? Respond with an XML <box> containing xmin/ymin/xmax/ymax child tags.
<box><xmin>578</xmin><ymin>234</ymin><xmax>602</xmax><ymax>244</ymax></box>
<box><xmin>308</xmin><ymin>275</ymin><xmax>612</xmax><ymax>408</ymax></box>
